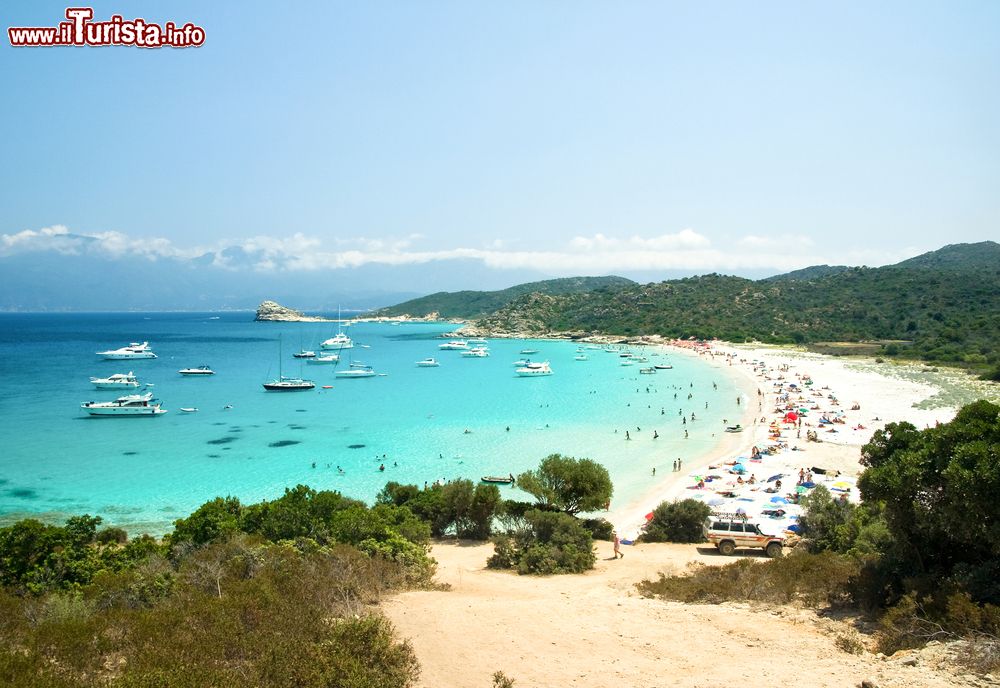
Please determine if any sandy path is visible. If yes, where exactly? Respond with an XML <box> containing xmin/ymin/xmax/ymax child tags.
<box><xmin>385</xmin><ymin>541</ymin><xmax>968</xmax><ymax>688</ymax></box>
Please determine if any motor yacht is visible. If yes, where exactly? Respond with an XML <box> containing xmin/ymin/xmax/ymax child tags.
<box><xmin>320</xmin><ymin>332</ymin><xmax>354</xmax><ymax>350</ymax></box>
<box><xmin>461</xmin><ymin>347</ymin><xmax>490</xmax><ymax>358</ymax></box>
<box><xmin>81</xmin><ymin>392</ymin><xmax>166</xmax><ymax>416</ymax></box>
<box><xmin>306</xmin><ymin>354</ymin><xmax>339</xmax><ymax>365</ymax></box>
<box><xmin>516</xmin><ymin>361</ymin><xmax>552</xmax><ymax>377</ymax></box>
<box><xmin>438</xmin><ymin>340</ymin><xmax>469</xmax><ymax>350</ymax></box>
<box><xmin>335</xmin><ymin>365</ymin><xmax>377</xmax><ymax>378</ymax></box>
<box><xmin>179</xmin><ymin>366</ymin><xmax>215</xmax><ymax>375</ymax></box>
<box><xmin>90</xmin><ymin>371</ymin><xmax>140</xmax><ymax>390</ymax></box>
<box><xmin>97</xmin><ymin>342</ymin><xmax>157</xmax><ymax>359</ymax></box>
<box><xmin>416</xmin><ymin>358</ymin><xmax>441</xmax><ymax>367</ymax></box>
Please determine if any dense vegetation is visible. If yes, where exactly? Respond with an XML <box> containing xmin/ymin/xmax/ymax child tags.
<box><xmin>431</xmin><ymin>242</ymin><xmax>1000</xmax><ymax>376</ymax></box>
<box><xmin>375</xmin><ymin>275</ymin><xmax>634</xmax><ymax>319</ymax></box>
<box><xmin>640</xmin><ymin>499</ymin><xmax>711</xmax><ymax>543</ymax></box>
<box><xmin>641</xmin><ymin>400</ymin><xmax>1000</xmax><ymax>670</ymax></box>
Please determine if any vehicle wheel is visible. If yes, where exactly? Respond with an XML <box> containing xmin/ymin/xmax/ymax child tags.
<box><xmin>718</xmin><ymin>540</ymin><xmax>735</xmax><ymax>556</ymax></box>
<box><xmin>765</xmin><ymin>542</ymin><xmax>783</xmax><ymax>558</ymax></box>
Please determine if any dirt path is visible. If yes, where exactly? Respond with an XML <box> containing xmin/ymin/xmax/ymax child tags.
<box><xmin>383</xmin><ymin>541</ymin><xmax>972</xmax><ymax>688</ymax></box>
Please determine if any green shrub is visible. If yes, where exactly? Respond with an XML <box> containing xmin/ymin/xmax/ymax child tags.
<box><xmin>516</xmin><ymin>454</ymin><xmax>613</xmax><ymax>515</ymax></box>
<box><xmin>641</xmin><ymin>499</ymin><xmax>710</xmax><ymax>543</ymax></box>
<box><xmin>487</xmin><ymin>510</ymin><xmax>595</xmax><ymax>575</ymax></box>
<box><xmin>638</xmin><ymin>551</ymin><xmax>859</xmax><ymax>607</ymax></box>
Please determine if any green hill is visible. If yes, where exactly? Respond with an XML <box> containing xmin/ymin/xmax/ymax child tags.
<box><xmin>376</xmin><ymin>275</ymin><xmax>635</xmax><ymax>319</ymax></box>
<box><xmin>474</xmin><ymin>242</ymin><xmax>1000</xmax><ymax>374</ymax></box>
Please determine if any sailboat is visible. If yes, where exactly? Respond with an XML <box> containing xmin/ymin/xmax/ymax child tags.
<box><xmin>321</xmin><ymin>307</ymin><xmax>354</xmax><ymax>350</ymax></box>
<box><xmin>263</xmin><ymin>336</ymin><xmax>315</xmax><ymax>391</ymax></box>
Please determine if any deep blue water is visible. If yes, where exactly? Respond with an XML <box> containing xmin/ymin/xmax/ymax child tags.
<box><xmin>0</xmin><ymin>313</ymin><xmax>745</xmax><ymax>534</ymax></box>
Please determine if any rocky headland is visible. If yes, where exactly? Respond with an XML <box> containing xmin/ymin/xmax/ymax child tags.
<box><xmin>254</xmin><ymin>300</ymin><xmax>334</xmax><ymax>322</ymax></box>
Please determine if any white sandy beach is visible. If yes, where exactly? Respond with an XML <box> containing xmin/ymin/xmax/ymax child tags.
<box><xmin>385</xmin><ymin>343</ymin><xmax>992</xmax><ymax>688</ymax></box>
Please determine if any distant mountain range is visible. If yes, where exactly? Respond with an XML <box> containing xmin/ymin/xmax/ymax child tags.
<box><xmin>382</xmin><ymin>242</ymin><xmax>1000</xmax><ymax>374</ymax></box>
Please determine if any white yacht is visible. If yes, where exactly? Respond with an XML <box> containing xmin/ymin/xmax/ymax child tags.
<box><xmin>468</xmin><ymin>338</ymin><xmax>488</xmax><ymax>345</ymax></box>
<box><xmin>90</xmin><ymin>371</ymin><xmax>140</xmax><ymax>390</ymax></box>
<box><xmin>82</xmin><ymin>392</ymin><xmax>166</xmax><ymax>416</ymax></box>
<box><xmin>438</xmin><ymin>340</ymin><xmax>469</xmax><ymax>350</ymax></box>
<box><xmin>417</xmin><ymin>358</ymin><xmax>441</xmax><ymax>367</ymax></box>
<box><xmin>335</xmin><ymin>365</ymin><xmax>377</xmax><ymax>378</ymax></box>
<box><xmin>516</xmin><ymin>361</ymin><xmax>553</xmax><ymax>377</ymax></box>
<box><xmin>574</xmin><ymin>354</ymin><xmax>589</xmax><ymax>361</ymax></box>
<box><xmin>306</xmin><ymin>353</ymin><xmax>339</xmax><ymax>365</ymax></box>
<box><xmin>461</xmin><ymin>347</ymin><xmax>490</xmax><ymax>358</ymax></box>
<box><xmin>320</xmin><ymin>332</ymin><xmax>354</xmax><ymax>351</ymax></box>
<box><xmin>519</xmin><ymin>348</ymin><xmax>539</xmax><ymax>355</ymax></box>
<box><xmin>179</xmin><ymin>366</ymin><xmax>215</xmax><ymax>375</ymax></box>
<box><xmin>292</xmin><ymin>349</ymin><xmax>316</xmax><ymax>359</ymax></box>
<box><xmin>97</xmin><ymin>342</ymin><xmax>157</xmax><ymax>360</ymax></box>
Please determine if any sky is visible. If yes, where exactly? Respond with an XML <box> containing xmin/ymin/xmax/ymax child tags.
<box><xmin>2</xmin><ymin>0</ymin><xmax>998</xmax><ymax>287</ymax></box>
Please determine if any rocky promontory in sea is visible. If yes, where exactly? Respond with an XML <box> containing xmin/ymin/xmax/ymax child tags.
<box><xmin>254</xmin><ymin>300</ymin><xmax>333</xmax><ymax>322</ymax></box>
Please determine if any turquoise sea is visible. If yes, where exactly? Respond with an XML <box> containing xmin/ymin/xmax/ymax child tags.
<box><xmin>0</xmin><ymin>313</ymin><xmax>746</xmax><ymax>534</ymax></box>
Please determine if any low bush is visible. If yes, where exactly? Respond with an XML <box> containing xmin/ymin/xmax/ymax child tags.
<box><xmin>640</xmin><ymin>499</ymin><xmax>710</xmax><ymax>543</ymax></box>
<box><xmin>487</xmin><ymin>510</ymin><xmax>595</xmax><ymax>575</ymax></box>
<box><xmin>638</xmin><ymin>551</ymin><xmax>860</xmax><ymax>607</ymax></box>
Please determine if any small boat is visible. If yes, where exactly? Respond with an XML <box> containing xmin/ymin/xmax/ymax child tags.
<box><xmin>620</xmin><ymin>360</ymin><xmax>635</xmax><ymax>366</ymax></box>
<box><xmin>512</xmin><ymin>359</ymin><xmax>529</xmax><ymax>366</ymax></box>
<box><xmin>335</xmin><ymin>365</ymin><xmax>377</xmax><ymax>378</ymax></box>
<box><xmin>320</xmin><ymin>332</ymin><xmax>354</xmax><ymax>350</ymax></box>
<box><xmin>292</xmin><ymin>350</ymin><xmax>316</xmax><ymax>359</ymax></box>
<box><xmin>639</xmin><ymin>367</ymin><xmax>656</xmax><ymax>374</ymax></box>
<box><xmin>417</xmin><ymin>358</ymin><xmax>440</xmax><ymax>367</ymax></box>
<box><xmin>725</xmin><ymin>425</ymin><xmax>744</xmax><ymax>433</ymax></box>
<box><xmin>179</xmin><ymin>407</ymin><xmax>199</xmax><ymax>413</ymax></box>
<box><xmin>654</xmin><ymin>364</ymin><xmax>673</xmax><ymax>370</ymax></box>
<box><xmin>90</xmin><ymin>371</ymin><xmax>140</xmax><ymax>390</ymax></box>
<box><xmin>516</xmin><ymin>361</ymin><xmax>552</xmax><ymax>377</ymax></box>
<box><xmin>438</xmin><ymin>340</ymin><xmax>469</xmax><ymax>350</ymax></box>
<box><xmin>264</xmin><ymin>337</ymin><xmax>315</xmax><ymax>391</ymax></box>
<box><xmin>461</xmin><ymin>347</ymin><xmax>490</xmax><ymax>358</ymax></box>
<box><xmin>81</xmin><ymin>392</ymin><xmax>166</xmax><ymax>416</ymax></box>
<box><xmin>519</xmin><ymin>348</ymin><xmax>539</xmax><ymax>355</ymax></box>
<box><xmin>179</xmin><ymin>366</ymin><xmax>215</xmax><ymax>376</ymax></box>
<box><xmin>97</xmin><ymin>342</ymin><xmax>157</xmax><ymax>360</ymax></box>
<box><xmin>574</xmin><ymin>354</ymin><xmax>589</xmax><ymax>361</ymax></box>
<box><xmin>321</xmin><ymin>385</ymin><xmax>333</xmax><ymax>389</ymax></box>
<box><xmin>481</xmin><ymin>474</ymin><xmax>515</xmax><ymax>485</ymax></box>
<box><xmin>468</xmin><ymin>338</ymin><xmax>488</xmax><ymax>345</ymax></box>
<box><xmin>306</xmin><ymin>354</ymin><xmax>339</xmax><ymax>365</ymax></box>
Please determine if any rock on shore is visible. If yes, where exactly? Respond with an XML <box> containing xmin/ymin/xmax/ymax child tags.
<box><xmin>254</xmin><ymin>300</ymin><xmax>332</xmax><ymax>322</ymax></box>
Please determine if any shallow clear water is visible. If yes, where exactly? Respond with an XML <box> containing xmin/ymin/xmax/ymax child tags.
<box><xmin>0</xmin><ymin>313</ymin><xmax>744</xmax><ymax>534</ymax></box>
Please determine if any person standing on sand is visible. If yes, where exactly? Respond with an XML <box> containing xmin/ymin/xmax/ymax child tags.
<box><xmin>613</xmin><ymin>531</ymin><xmax>624</xmax><ymax>559</ymax></box>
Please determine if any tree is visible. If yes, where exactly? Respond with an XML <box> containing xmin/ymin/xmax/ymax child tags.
<box><xmin>641</xmin><ymin>499</ymin><xmax>711</xmax><ymax>543</ymax></box>
<box><xmin>488</xmin><ymin>510</ymin><xmax>595</xmax><ymax>575</ymax></box>
<box><xmin>859</xmin><ymin>400</ymin><xmax>1000</xmax><ymax>603</ymax></box>
<box><xmin>516</xmin><ymin>454</ymin><xmax>613</xmax><ymax>515</ymax></box>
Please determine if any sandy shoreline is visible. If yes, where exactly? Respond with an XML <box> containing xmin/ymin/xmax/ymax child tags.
<box><xmin>384</xmin><ymin>341</ymin><xmax>993</xmax><ymax>688</ymax></box>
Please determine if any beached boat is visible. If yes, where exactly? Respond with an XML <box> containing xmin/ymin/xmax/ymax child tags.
<box><xmin>516</xmin><ymin>361</ymin><xmax>552</xmax><ymax>377</ymax></box>
<box><xmin>81</xmin><ymin>392</ymin><xmax>166</xmax><ymax>416</ymax></box>
<box><xmin>179</xmin><ymin>365</ymin><xmax>215</xmax><ymax>375</ymax></box>
<box><xmin>438</xmin><ymin>340</ymin><xmax>468</xmax><ymax>350</ymax></box>
<box><xmin>417</xmin><ymin>358</ymin><xmax>441</xmax><ymax>367</ymax></box>
<box><xmin>481</xmin><ymin>474</ymin><xmax>515</xmax><ymax>485</ymax></box>
<box><xmin>97</xmin><ymin>342</ymin><xmax>157</xmax><ymax>360</ymax></box>
<box><xmin>90</xmin><ymin>371</ymin><xmax>140</xmax><ymax>390</ymax></box>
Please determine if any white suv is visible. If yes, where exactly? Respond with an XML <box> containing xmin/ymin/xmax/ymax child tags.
<box><xmin>703</xmin><ymin>516</ymin><xmax>784</xmax><ymax>558</ymax></box>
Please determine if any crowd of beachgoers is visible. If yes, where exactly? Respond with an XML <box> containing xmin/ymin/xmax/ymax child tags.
<box><xmin>612</xmin><ymin>339</ymin><xmax>963</xmax><ymax>541</ymax></box>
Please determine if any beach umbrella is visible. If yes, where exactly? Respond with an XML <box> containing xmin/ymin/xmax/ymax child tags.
<box><xmin>644</xmin><ymin>512</ymin><xmax>654</xmax><ymax>521</ymax></box>
<box><xmin>832</xmin><ymin>481</ymin><xmax>852</xmax><ymax>490</ymax></box>
<box><xmin>766</xmin><ymin>474</ymin><xmax>784</xmax><ymax>482</ymax></box>
<box><xmin>785</xmin><ymin>412</ymin><xmax>798</xmax><ymax>422</ymax></box>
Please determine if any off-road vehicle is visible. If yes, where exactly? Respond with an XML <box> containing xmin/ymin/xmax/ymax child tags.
<box><xmin>703</xmin><ymin>514</ymin><xmax>784</xmax><ymax>558</ymax></box>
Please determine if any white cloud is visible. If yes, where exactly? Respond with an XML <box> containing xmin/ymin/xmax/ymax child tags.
<box><xmin>0</xmin><ymin>224</ymin><xmax>912</xmax><ymax>276</ymax></box>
